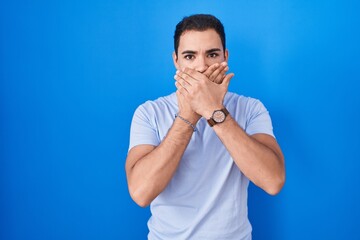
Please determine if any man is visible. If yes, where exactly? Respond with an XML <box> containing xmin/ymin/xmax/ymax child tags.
<box><xmin>125</xmin><ymin>14</ymin><xmax>285</xmax><ymax>240</ymax></box>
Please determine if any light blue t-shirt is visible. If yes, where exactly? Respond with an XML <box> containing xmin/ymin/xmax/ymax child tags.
<box><xmin>129</xmin><ymin>92</ymin><xmax>274</xmax><ymax>240</ymax></box>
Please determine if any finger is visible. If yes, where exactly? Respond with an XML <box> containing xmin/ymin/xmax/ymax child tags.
<box><xmin>203</xmin><ymin>63</ymin><xmax>220</xmax><ymax>79</ymax></box>
<box><xmin>176</xmin><ymin>70</ymin><xmax>199</xmax><ymax>86</ymax></box>
<box><xmin>210</xmin><ymin>62</ymin><xmax>227</xmax><ymax>83</ymax></box>
<box><xmin>221</xmin><ymin>73</ymin><xmax>235</xmax><ymax>88</ymax></box>
<box><xmin>175</xmin><ymin>81</ymin><xmax>189</xmax><ymax>95</ymax></box>
<box><xmin>213</xmin><ymin>65</ymin><xmax>229</xmax><ymax>84</ymax></box>
<box><xmin>181</xmin><ymin>68</ymin><xmax>205</xmax><ymax>82</ymax></box>
<box><xmin>174</xmin><ymin>73</ymin><xmax>190</xmax><ymax>89</ymax></box>
<box><xmin>174</xmin><ymin>79</ymin><xmax>184</xmax><ymax>90</ymax></box>
<box><xmin>208</xmin><ymin>65</ymin><xmax>224</xmax><ymax>82</ymax></box>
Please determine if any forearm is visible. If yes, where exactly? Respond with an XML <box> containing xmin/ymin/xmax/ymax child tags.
<box><xmin>127</xmin><ymin>118</ymin><xmax>195</xmax><ymax>207</ymax></box>
<box><xmin>213</xmin><ymin>115</ymin><xmax>285</xmax><ymax>195</ymax></box>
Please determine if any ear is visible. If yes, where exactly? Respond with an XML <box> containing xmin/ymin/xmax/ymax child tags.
<box><xmin>224</xmin><ymin>49</ymin><xmax>229</xmax><ymax>62</ymax></box>
<box><xmin>172</xmin><ymin>51</ymin><xmax>180</xmax><ymax>70</ymax></box>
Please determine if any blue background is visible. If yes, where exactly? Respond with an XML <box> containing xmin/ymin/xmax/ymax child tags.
<box><xmin>1</xmin><ymin>0</ymin><xmax>359</xmax><ymax>239</ymax></box>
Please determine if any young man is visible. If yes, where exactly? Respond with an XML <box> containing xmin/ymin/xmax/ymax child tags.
<box><xmin>125</xmin><ymin>14</ymin><xmax>285</xmax><ymax>240</ymax></box>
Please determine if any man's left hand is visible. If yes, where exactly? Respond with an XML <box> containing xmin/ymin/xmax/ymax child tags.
<box><xmin>174</xmin><ymin>67</ymin><xmax>234</xmax><ymax>119</ymax></box>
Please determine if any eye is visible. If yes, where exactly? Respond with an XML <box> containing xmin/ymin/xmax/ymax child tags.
<box><xmin>184</xmin><ymin>55</ymin><xmax>194</xmax><ymax>60</ymax></box>
<box><xmin>208</xmin><ymin>53</ymin><xmax>219</xmax><ymax>58</ymax></box>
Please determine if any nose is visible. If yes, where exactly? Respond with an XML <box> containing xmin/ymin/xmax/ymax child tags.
<box><xmin>195</xmin><ymin>56</ymin><xmax>208</xmax><ymax>73</ymax></box>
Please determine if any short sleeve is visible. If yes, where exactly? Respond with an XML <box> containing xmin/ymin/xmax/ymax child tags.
<box><xmin>245</xmin><ymin>100</ymin><xmax>275</xmax><ymax>138</ymax></box>
<box><xmin>128</xmin><ymin>104</ymin><xmax>160</xmax><ymax>151</ymax></box>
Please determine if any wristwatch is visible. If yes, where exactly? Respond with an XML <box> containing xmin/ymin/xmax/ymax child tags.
<box><xmin>207</xmin><ymin>107</ymin><xmax>229</xmax><ymax>127</ymax></box>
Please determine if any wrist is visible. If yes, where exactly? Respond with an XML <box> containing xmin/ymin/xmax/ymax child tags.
<box><xmin>175</xmin><ymin>114</ymin><xmax>198</xmax><ymax>132</ymax></box>
<box><xmin>206</xmin><ymin>106</ymin><xmax>229</xmax><ymax>127</ymax></box>
<box><xmin>178</xmin><ymin>111</ymin><xmax>201</xmax><ymax>125</ymax></box>
<box><xmin>203</xmin><ymin>105</ymin><xmax>225</xmax><ymax>119</ymax></box>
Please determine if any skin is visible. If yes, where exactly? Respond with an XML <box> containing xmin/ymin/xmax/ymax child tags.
<box><xmin>125</xmin><ymin>29</ymin><xmax>285</xmax><ymax>207</ymax></box>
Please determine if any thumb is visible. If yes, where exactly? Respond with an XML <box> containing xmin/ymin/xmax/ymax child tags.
<box><xmin>221</xmin><ymin>73</ymin><xmax>235</xmax><ymax>88</ymax></box>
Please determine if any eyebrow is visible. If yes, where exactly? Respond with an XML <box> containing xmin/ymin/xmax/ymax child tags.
<box><xmin>206</xmin><ymin>48</ymin><xmax>222</xmax><ymax>54</ymax></box>
<box><xmin>181</xmin><ymin>48</ymin><xmax>222</xmax><ymax>55</ymax></box>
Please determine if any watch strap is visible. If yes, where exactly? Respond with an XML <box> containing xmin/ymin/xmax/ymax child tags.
<box><xmin>207</xmin><ymin>118</ymin><xmax>217</xmax><ymax>127</ymax></box>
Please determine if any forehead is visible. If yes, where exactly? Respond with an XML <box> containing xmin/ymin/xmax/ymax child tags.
<box><xmin>178</xmin><ymin>29</ymin><xmax>223</xmax><ymax>51</ymax></box>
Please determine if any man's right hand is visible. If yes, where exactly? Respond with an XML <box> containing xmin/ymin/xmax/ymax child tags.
<box><xmin>175</xmin><ymin>90</ymin><xmax>201</xmax><ymax>125</ymax></box>
<box><xmin>174</xmin><ymin>61</ymin><xmax>232</xmax><ymax>123</ymax></box>
<box><xmin>203</xmin><ymin>62</ymin><xmax>229</xmax><ymax>84</ymax></box>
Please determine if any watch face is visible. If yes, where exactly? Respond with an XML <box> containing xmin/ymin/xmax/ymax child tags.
<box><xmin>213</xmin><ymin>110</ymin><xmax>226</xmax><ymax>123</ymax></box>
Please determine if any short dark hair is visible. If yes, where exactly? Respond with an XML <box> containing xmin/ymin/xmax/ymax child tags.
<box><xmin>174</xmin><ymin>14</ymin><xmax>226</xmax><ymax>56</ymax></box>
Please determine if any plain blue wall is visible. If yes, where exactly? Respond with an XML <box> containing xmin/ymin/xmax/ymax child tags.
<box><xmin>1</xmin><ymin>0</ymin><xmax>359</xmax><ymax>239</ymax></box>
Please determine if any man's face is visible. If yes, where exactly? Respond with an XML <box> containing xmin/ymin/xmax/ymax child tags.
<box><xmin>173</xmin><ymin>29</ymin><xmax>228</xmax><ymax>73</ymax></box>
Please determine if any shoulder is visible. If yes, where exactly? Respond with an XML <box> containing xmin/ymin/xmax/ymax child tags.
<box><xmin>135</xmin><ymin>92</ymin><xmax>177</xmax><ymax>116</ymax></box>
<box><xmin>225</xmin><ymin>92</ymin><xmax>266</xmax><ymax>114</ymax></box>
<box><xmin>225</xmin><ymin>92</ymin><xmax>274</xmax><ymax>136</ymax></box>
